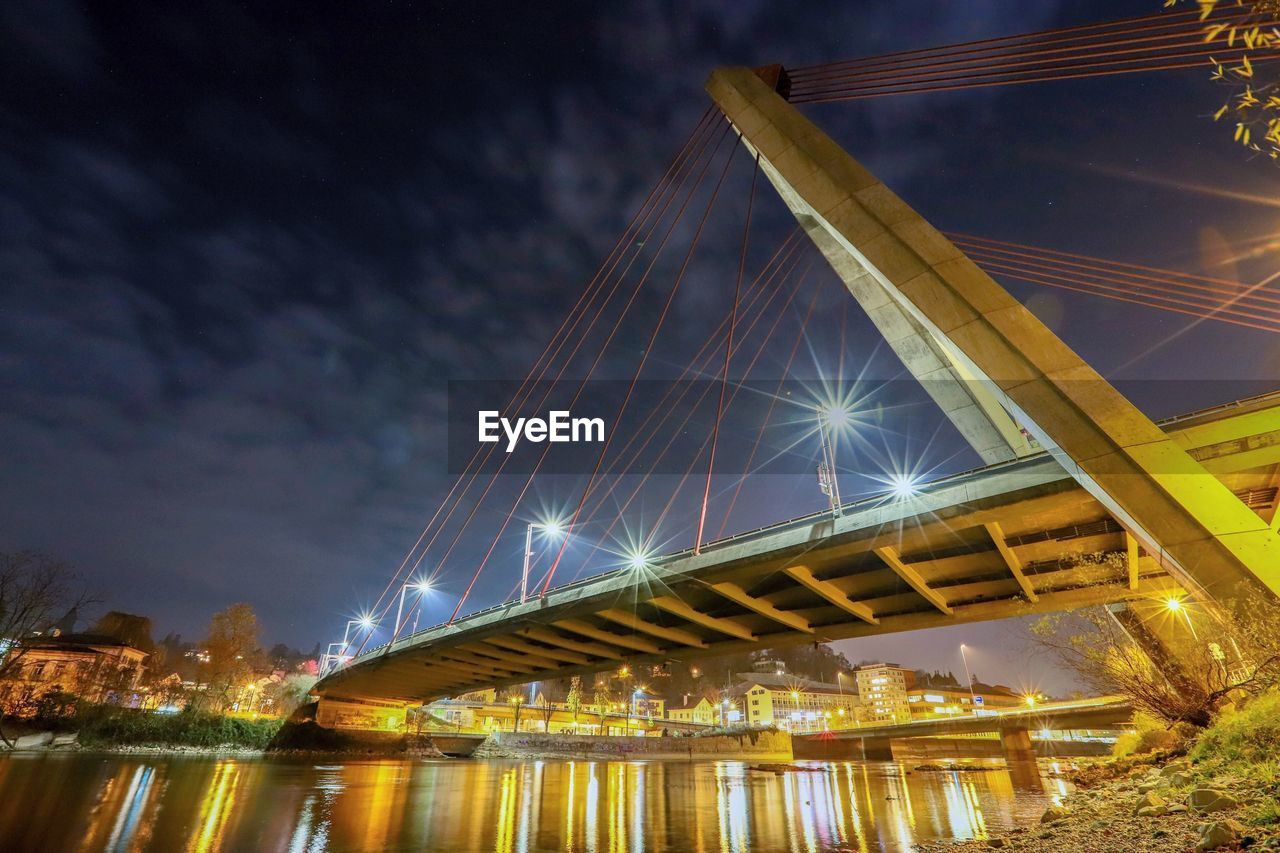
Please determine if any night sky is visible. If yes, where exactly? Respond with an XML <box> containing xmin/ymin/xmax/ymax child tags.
<box><xmin>3</xmin><ymin>1</ymin><xmax>1278</xmax><ymax>696</ymax></box>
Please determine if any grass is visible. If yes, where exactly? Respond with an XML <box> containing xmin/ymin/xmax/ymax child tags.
<box><xmin>1190</xmin><ymin>692</ymin><xmax>1280</xmax><ymax>766</ymax></box>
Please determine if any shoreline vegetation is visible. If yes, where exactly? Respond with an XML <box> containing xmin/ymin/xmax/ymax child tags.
<box><xmin>920</xmin><ymin>693</ymin><xmax>1280</xmax><ymax>853</ymax></box>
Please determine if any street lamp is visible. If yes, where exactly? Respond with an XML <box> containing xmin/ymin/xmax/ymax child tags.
<box><xmin>509</xmin><ymin>694</ymin><xmax>525</xmax><ymax>732</ymax></box>
<box><xmin>395</xmin><ymin>578</ymin><xmax>433</xmax><ymax>638</ymax></box>
<box><xmin>815</xmin><ymin>405</ymin><xmax>847</xmax><ymax>517</ymax></box>
<box><xmin>522</xmin><ymin>520</ymin><xmax>565</xmax><ymax>603</ymax></box>
<box><xmin>959</xmin><ymin>643</ymin><xmax>978</xmax><ymax>715</ymax></box>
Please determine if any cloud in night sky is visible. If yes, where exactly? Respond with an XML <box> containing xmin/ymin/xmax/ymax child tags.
<box><xmin>3</xmin><ymin>0</ymin><xmax>1278</xmax><ymax>693</ymax></box>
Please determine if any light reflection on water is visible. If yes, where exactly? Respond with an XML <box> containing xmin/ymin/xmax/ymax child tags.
<box><xmin>0</xmin><ymin>754</ymin><xmax>1064</xmax><ymax>852</ymax></box>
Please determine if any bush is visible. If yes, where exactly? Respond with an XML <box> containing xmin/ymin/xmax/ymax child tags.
<box><xmin>1112</xmin><ymin>711</ymin><xmax>1182</xmax><ymax>757</ymax></box>
<box><xmin>72</xmin><ymin>706</ymin><xmax>282</xmax><ymax>749</ymax></box>
<box><xmin>1190</xmin><ymin>692</ymin><xmax>1280</xmax><ymax>767</ymax></box>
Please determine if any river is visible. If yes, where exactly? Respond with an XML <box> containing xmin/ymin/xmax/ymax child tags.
<box><xmin>0</xmin><ymin>753</ymin><xmax>1069</xmax><ymax>852</ymax></box>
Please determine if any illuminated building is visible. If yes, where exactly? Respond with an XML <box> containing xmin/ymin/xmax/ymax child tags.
<box><xmin>729</xmin><ymin>672</ymin><xmax>859</xmax><ymax>732</ymax></box>
<box><xmin>666</xmin><ymin>697</ymin><xmax>716</xmax><ymax>725</ymax></box>
<box><xmin>0</xmin><ymin>633</ymin><xmax>148</xmax><ymax>713</ymax></box>
<box><xmin>854</xmin><ymin>663</ymin><xmax>914</xmax><ymax>724</ymax></box>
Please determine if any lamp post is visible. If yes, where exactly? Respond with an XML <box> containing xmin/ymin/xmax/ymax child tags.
<box><xmin>522</xmin><ymin>520</ymin><xmax>564</xmax><ymax>603</ymax></box>
<box><xmin>959</xmin><ymin>643</ymin><xmax>977</xmax><ymax>715</ymax></box>
<box><xmin>815</xmin><ymin>406</ymin><xmax>846</xmax><ymax>518</ymax></box>
<box><xmin>510</xmin><ymin>694</ymin><xmax>524</xmax><ymax>732</ymax></box>
<box><xmin>394</xmin><ymin>579</ymin><xmax>432</xmax><ymax>640</ymax></box>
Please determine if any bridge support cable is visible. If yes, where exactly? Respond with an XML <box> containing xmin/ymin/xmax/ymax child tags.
<box><xmin>715</xmin><ymin>278</ymin><xmax>822</xmax><ymax>540</ymax></box>
<box><xmin>372</xmin><ymin>113</ymin><xmax>728</xmax><ymax>651</ymax></box>
<box><xmin>565</xmin><ymin>254</ymin><xmax>817</xmax><ymax>583</ymax></box>
<box><xmin>531</xmin><ymin>131</ymin><xmax>746</xmax><ymax>600</ymax></box>
<box><xmin>695</xmin><ymin>154</ymin><xmax>760</xmax><ymax>555</ymax></box>
<box><xmin>950</xmin><ymin>234</ymin><xmax>1280</xmax><ymax>334</ymax></box>
<box><xmin>440</xmin><ymin>122</ymin><xmax>740</xmax><ymax>626</ymax></box>
<box><xmin>785</xmin><ymin>8</ymin><xmax>1276</xmax><ymax>104</ymax></box>
<box><xmin>362</xmin><ymin>109</ymin><xmax>721</xmax><ymax>649</ymax></box>
<box><xmin>562</xmin><ymin>234</ymin><xmax>808</xmax><ymax>563</ymax></box>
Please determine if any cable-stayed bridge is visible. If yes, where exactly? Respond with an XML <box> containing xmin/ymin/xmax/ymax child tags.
<box><xmin>315</xmin><ymin>9</ymin><xmax>1280</xmax><ymax>715</ymax></box>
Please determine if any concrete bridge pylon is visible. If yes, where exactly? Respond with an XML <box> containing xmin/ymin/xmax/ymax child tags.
<box><xmin>706</xmin><ymin>64</ymin><xmax>1280</xmax><ymax>615</ymax></box>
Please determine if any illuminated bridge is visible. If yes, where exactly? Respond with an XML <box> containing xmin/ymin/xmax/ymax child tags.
<box><xmin>315</xmin><ymin>57</ymin><xmax>1280</xmax><ymax>712</ymax></box>
<box><xmin>317</xmin><ymin>392</ymin><xmax>1279</xmax><ymax>704</ymax></box>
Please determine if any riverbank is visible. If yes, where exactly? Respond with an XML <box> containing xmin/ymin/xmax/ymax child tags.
<box><xmin>916</xmin><ymin>695</ymin><xmax>1280</xmax><ymax>852</ymax></box>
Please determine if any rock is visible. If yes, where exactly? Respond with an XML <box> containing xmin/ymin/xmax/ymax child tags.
<box><xmin>13</xmin><ymin>731</ymin><xmax>52</xmax><ymax>750</ymax></box>
<box><xmin>1040</xmin><ymin>805</ymin><xmax>1070</xmax><ymax>824</ymax></box>
<box><xmin>1134</xmin><ymin>791</ymin><xmax>1167</xmax><ymax>815</ymax></box>
<box><xmin>987</xmin><ymin>839</ymin><xmax>1006</xmax><ymax>849</ymax></box>
<box><xmin>1166</xmin><ymin>804</ymin><xmax>1189</xmax><ymax>814</ymax></box>
<box><xmin>1197</xmin><ymin>818</ymin><xmax>1246</xmax><ymax>852</ymax></box>
<box><xmin>1137</xmin><ymin>806</ymin><xmax>1165</xmax><ymax>817</ymax></box>
<box><xmin>1168</xmin><ymin>771</ymin><xmax>1194</xmax><ymax>788</ymax></box>
<box><xmin>1188</xmin><ymin>788</ymin><xmax>1240</xmax><ymax>813</ymax></box>
<box><xmin>1160</xmin><ymin>760</ymin><xmax>1190</xmax><ymax>778</ymax></box>
<box><xmin>1137</xmin><ymin>781</ymin><xmax>1161</xmax><ymax>793</ymax></box>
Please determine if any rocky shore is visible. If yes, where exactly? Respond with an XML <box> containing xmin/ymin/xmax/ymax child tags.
<box><xmin>916</xmin><ymin>753</ymin><xmax>1278</xmax><ymax>853</ymax></box>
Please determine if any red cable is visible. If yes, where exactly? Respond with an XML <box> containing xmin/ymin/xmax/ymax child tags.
<box><xmin>696</xmin><ymin>153</ymin><xmax>760</xmax><ymax>554</ymax></box>
<box><xmin>534</xmin><ymin>128</ymin><xmax>742</xmax><ymax>600</ymax></box>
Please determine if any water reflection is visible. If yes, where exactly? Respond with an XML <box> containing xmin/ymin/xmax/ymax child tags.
<box><xmin>0</xmin><ymin>754</ymin><xmax>1067</xmax><ymax>852</ymax></box>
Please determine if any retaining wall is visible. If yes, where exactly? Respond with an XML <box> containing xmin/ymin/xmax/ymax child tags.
<box><xmin>475</xmin><ymin>730</ymin><xmax>792</xmax><ymax>760</ymax></box>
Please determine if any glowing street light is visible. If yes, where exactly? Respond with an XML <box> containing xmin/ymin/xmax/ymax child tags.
<box><xmin>814</xmin><ymin>404</ymin><xmax>848</xmax><ymax>518</ymax></box>
<box><xmin>523</xmin><ymin>519</ymin><xmax>566</xmax><ymax>604</ymax></box>
<box><xmin>626</xmin><ymin>549</ymin><xmax>653</xmax><ymax>571</ymax></box>
<box><xmin>888</xmin><ymin>473</ymin><xmax>920</xmax><ymax>499</ymax></box>
<box><xmin>395</xmin><ymin>578</ymin><xmax>433</xmax><ymax>640</ymax></box>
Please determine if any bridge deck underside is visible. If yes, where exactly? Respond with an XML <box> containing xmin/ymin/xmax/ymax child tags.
<box><xmin>318</xmin><ymin>396</ymin><xmax>1279</xmax><ymax>704</ymax></box>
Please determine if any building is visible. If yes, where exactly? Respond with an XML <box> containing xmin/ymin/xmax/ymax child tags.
<box><xmin>731</xmin><ymin>672</ymin><xmax>859</xmax><ymax>732</ymax></box>
<box><xmin>666</xmin><ymin>696</ymin><xmax>716</xmax><ymax>725</ymax></box>
<box><xmin>906</xmin><ymin>673</ymin><xmax>1023</xmax><ymax>718</ymax></box>
<box><xmin>0</xmin><ymin>633</ymin><xmax>149</xmax><ymax>713</ymax></box>
<box><xmin>855</xmin><ymin>663</ymin><xmax>914</xmax><ymax>723</ymax></box>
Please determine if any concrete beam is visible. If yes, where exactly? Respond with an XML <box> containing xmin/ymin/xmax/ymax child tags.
<box><xmin>984</xmin><ymin>522</ymin><xmax>1038</xmax><ymax>602</ymax></box>
<box><xmin>706</xmin><ymin>65</ymin><xmax>1280</xmax><ymax>610</ymax></box>
<box><xmin>554</xmin><ymin>618</ymin><xmax>665</xmax><ymax>654</ymax></box>
<box><xmin>483</xmin><ymin>635</ymin><xmax>592</xmax><ymax>666</ymax></box>
<box><xmin>596</xmin><ymin>609</ymin><xmax>708</xmax><ymax>649</ymax></box>
<box><xmin>706</xmin><ymin>581</ymin><xmax>814</xmax><ymax>633</ymax></box>
<box><xmin>1126</xmin><ymin>532</ymin><xmax>1141</xmax><ymax>591</ymax></box>
<box><xmin>648</xmin><ymin>596</ymin><xmax>757</xmax><ymax>641</ymax></box>
<box><xmin>520</xmin><ymin>627</ymin><xmax>623</xmax><ymax>660</ymax></box>
<box><xmin>873</xmin><ymin>546</ymin><xmax>953</xmax><ymax>614</ymax></box>
<box><xmin>783</xmin><ymin>565</ymin><xmax>879</xmax><ymax>624</ymax></box>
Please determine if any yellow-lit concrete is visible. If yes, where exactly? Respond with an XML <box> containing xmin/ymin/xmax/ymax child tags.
<box><xmin>705</xmin><ymin>66</ymin><xmax>1280</xmax><ymax>609</ymax></box>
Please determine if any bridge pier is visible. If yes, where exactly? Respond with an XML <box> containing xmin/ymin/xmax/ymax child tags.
<box><xmin>861</xmin><ymin>737</ymin><xmax>895</xmax><ymax>761</ymax></box>
<box><xmin>999</xmin><ymin>727</ymin><xmax>1036</xmax><ymax>764</ymax></box>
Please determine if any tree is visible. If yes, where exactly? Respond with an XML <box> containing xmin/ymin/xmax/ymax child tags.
<box><xmin>1030</xmin><ymin>594</ymin><xmax>1280</xmax><ymax>728</ymax></box>
<box><xmin>91</xmin><ymin>612</ymin><xmax>155</xmax><ymax>653</ymax></box>
<box><xmin>1167</xmin><ymin>0</ymin><xmax>1280</xmax><ymax>161</ymax></box>
<box><xmin>593</xmin><ymin>684</ymin><xmax>613</xmax><ymax>733</ymax></box>
<box><xmin>566</xmin><ymin>676</ymin><xmax>583</xmax><ymax>728</ymax></box>
<box><xmin>200</xmin><ymin>603</ymin><xmax>265</xmax><ymax>712</ymax></box>
<box><xmin>0</xmin><ymin>552</ymin><xmax>87</xmax><ymax>744</ymax></box>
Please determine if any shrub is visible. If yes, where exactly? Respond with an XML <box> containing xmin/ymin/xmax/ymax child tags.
<box><xmin>1112</xmin><ymin>711</ymin><xmax>1180</xmax><ymax>757</ymax></box>
<box><xmin>1190</xmin><ymin>693</ymin><xmax>1280</xmax><ymax>767</ymax></box>
<box><xmin>72</xmin><ymin>706</ymin><xmax>282</xmax><ymax>749</ymax></box>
